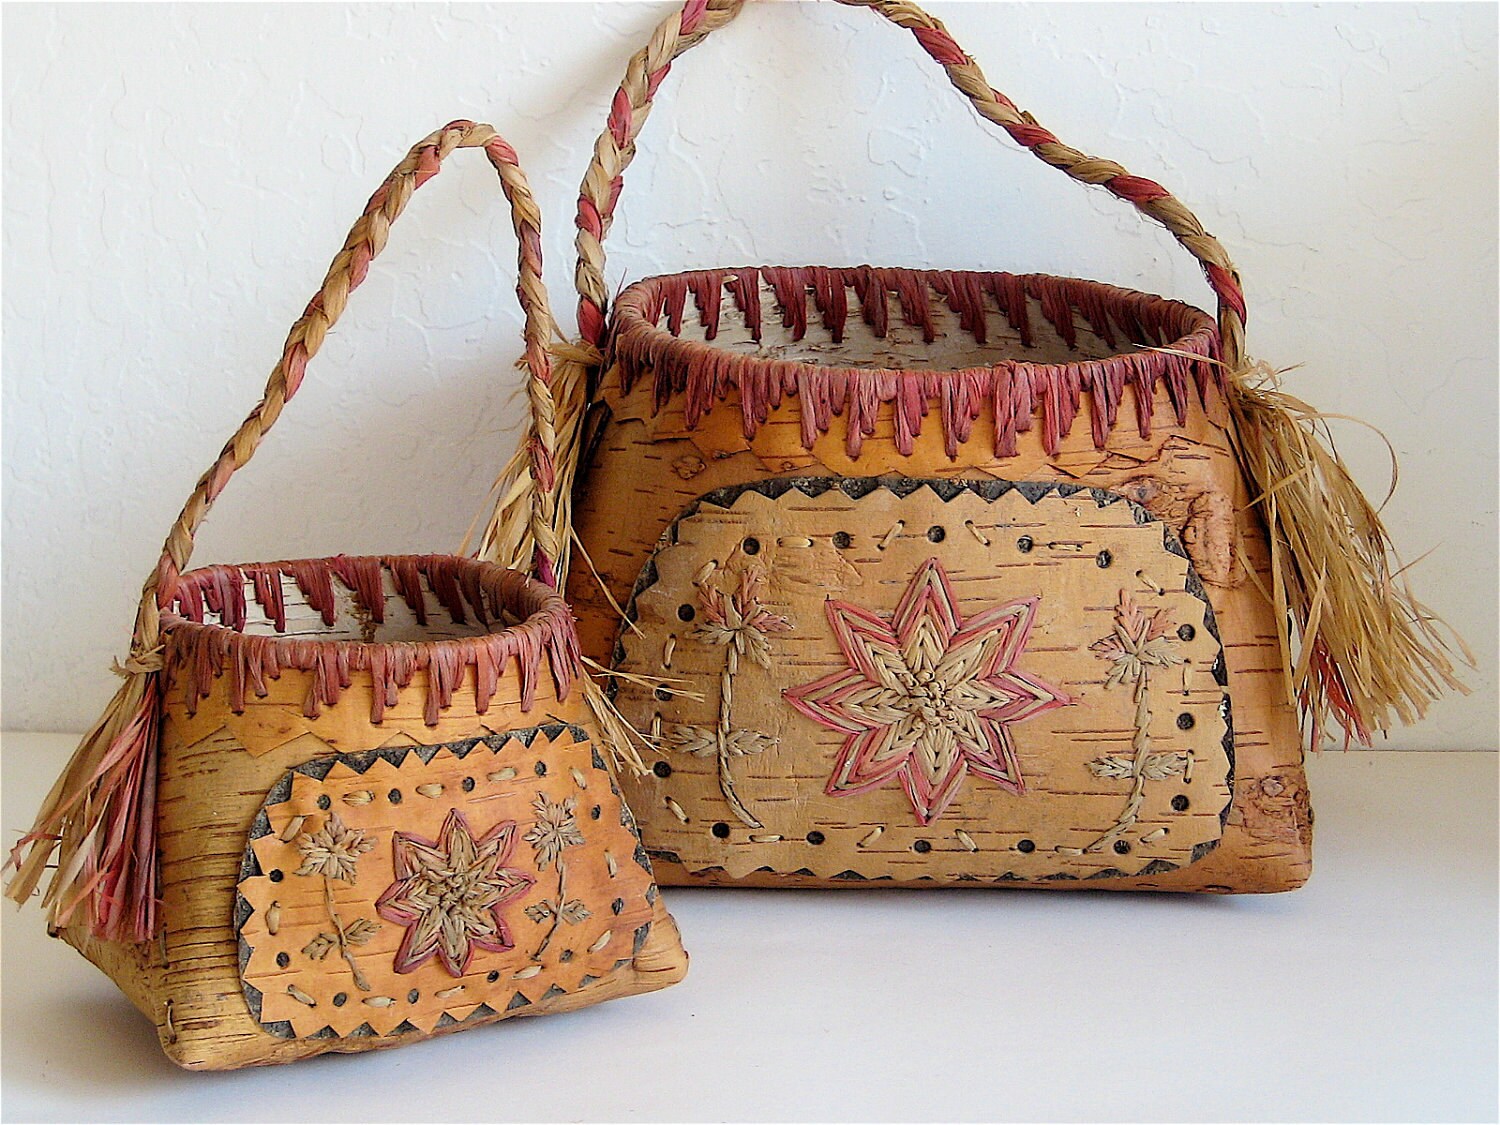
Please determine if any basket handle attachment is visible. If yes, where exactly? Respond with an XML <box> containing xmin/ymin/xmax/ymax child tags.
<box><xmin>6</xmin><ymin>121</ymin><xmax>562</xmax><ymax>941</ymax></box>
<box><xmin>571</xmin><ymin>0</ymin><xmax>1246</xmax><ymax>369</ymax></box>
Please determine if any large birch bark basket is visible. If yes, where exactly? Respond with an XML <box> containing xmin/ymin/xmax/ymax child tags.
<box><xmin>480</xmin><ymin>0</ymin><xmax>1457</xmax><ymax>894</ymax></box>
<box><xmin>7</xmin><ymin>123</ymin><xmax>686</xmax><ymax>1070</ymax></box>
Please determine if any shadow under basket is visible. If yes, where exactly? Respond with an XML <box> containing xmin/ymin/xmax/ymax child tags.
<box><xmin>571</xmin><ymin>266</ymin><xmax>1314</xmax><ymax>892</ymax></box>
<box><xmin>64</xmin><ymin>555</ymin><xmax>685</xmax><ymax>1070</ymax></box>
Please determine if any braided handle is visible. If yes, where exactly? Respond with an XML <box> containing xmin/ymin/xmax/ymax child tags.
<box><xmin>133</xmin><ymin>121</ymin><xmax>560</xmax><ymax>662</ymax></box>
<box><xmin>573</xmin><ymin>0</ymin><xmax>1247</xmax><ymax>368</ymax></box>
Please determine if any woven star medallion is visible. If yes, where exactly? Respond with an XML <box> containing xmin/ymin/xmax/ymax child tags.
<box><xmin>785</xmin><ymin>557</ymin><xmax>1072</xmax><ymax>824</ymax></box>
<box><xmin>375</xmin><ymin>809</ymin><xmax>536</xmax><ymax>977</ymax></box>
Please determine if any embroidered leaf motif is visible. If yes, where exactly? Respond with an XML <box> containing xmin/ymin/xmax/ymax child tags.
<box><xmin>666</xmin><ymin>724</ymin><xmax>716</xmax><ymax>757</ymax></box>
<box><xmin>725</xmin><ymin>730</ymin><xmax>777</xmax><ymax>757</ymax></box>
<box><xmin>1088</xmin><ymin>752</ymin><xmax>1189</xmax><ymax>781</ymax></box>
<box><xmin>302</xmin><ymin>932</ymin><xmax>336</xmax><ymax>961</ymax></box>
<box><xmin>525</xmin><ymin>902</ymin><xmax>554</xmax><ymax>923</ymax></box>
<box><xmin>344</xmin><ymin>917</ymin><xmax>381</xmax><ymax>946</ymax></box>
<box><xmin>558</xmin><ymin>899</ymin><xmax>592</xmax><ymax>925</ymax></box>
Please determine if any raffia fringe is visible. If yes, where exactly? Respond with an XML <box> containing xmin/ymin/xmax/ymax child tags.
<box><xmin>6</xmin><ymin>668</ymin><xmax>162</xmax><ymax>943</ymax></box>
<box><xmin>1224</xmin><ymin>360</ymin><xmax>1470</xmax><ymax>746</ymax></box>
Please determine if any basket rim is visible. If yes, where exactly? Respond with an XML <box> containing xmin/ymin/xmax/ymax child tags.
<box><xmin>160</xmin><ymin>554</ymin><xmax>581</xmax><ymax>723</ymax></box>
<box><xmin>160</xmin><ymin>553</ymin><xmax>572</xmax><ymax>654</ymax></box>
<box><xmin>610</xmin><ymin>266</ymin><xmax>1219</xmax><ymax>379</ymax></box>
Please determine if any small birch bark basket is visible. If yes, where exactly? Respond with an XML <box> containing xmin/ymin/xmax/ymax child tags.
<box><xmin>7</xmin><ymin>122</ymin><xmax>686</xmax><ymax>1070</ymax></box>
<box><xmin>479</xmin><ymin>0</ymin><xmax>1464</xmax><ymax>894</ymax></box>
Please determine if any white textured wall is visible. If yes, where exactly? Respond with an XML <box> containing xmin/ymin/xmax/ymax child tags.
<box><xmin>3</xmin><ymin>2</ymin><xmax>1495</xmax><ymax>749</ymax></box>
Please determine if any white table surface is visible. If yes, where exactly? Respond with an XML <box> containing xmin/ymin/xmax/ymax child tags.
<box><xmin>2</xmin><ymin>733</ymin><xmax>1495</xmax><ymax>1124</ymax></box>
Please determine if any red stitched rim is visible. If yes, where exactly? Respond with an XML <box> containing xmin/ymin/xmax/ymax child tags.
<box><xmin>611</xmin><ymin>267</ymin><xmax>1218</xmax><ymax>379</ymax></box>
<box><xmin>607</xmin><ymin>267</ymin><xmax>1224</xmax><ymax>459</ymax></box>
<box><xmin>160</xmin><ymin>555</ymin><xmax>581</xmax><ymax>722</ymax></box>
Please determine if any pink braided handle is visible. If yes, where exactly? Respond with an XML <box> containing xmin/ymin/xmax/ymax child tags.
<box><xmin>133</xmin><ymin>121</ymin><xmax>561</xmax><ymax>663</ymax></box>
<box><xmin>574</xmin><ymin>0</ymin><xmax>1247</xmax><ymax>368</ymax></box>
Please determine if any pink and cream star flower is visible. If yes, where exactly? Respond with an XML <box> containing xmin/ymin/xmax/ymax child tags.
<box><xmin>785</xmin><ymin>557</ymin><xmax>1072</xmax><ymax>824</ymax></box>
<box><xmin>375</xmin><ymin>809</ymin><xmax>535</xmax><ymax>977</ymax></box>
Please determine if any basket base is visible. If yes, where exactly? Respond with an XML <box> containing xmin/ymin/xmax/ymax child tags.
<box><xmin>62</xmin><ymin>898</ymin><xmax>688</xmax><ymax>1071</ymax></box>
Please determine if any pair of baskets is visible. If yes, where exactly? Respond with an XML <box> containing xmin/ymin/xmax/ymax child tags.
<box><xmin>10</xmin><ymin>0</ymin><xmax>1462</xmax><ymax>1071</ymax></box>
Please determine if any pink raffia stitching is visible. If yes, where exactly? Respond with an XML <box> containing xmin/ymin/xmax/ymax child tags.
<box><xmin>610</xmin><ymin>267</ymin><xmax>1223</xmax><ymax>460</ymax></box>
<box><xmin>163</xmin><ymin>556</ymin><xmax>581</xmax><ymax>725</ymax></box>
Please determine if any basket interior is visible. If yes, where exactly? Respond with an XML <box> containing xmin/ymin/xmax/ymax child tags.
<box><xmin>162</xmin><ymin>556</ymin><xmax>540</xmax><ymax>645</ymax></box>
<box><xmin>613</xmin><ymin>267</ymin><xmax>1216</xmax><ymax>373</ymax></box>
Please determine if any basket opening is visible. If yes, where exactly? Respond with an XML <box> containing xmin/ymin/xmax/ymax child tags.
<box><xmin>614</xmin><ymin>267</ymin><xmax>1216</xmax><ymax>374</ymax></box>
<box><xmin>162</xmin><ymin>556</ymin><xmax>544</xmax><ymax>645</ymax></box>
<box><xmin>159</xmin><ymin>556</ymin><xmax>581</xmax><ymax>723</ymax></box>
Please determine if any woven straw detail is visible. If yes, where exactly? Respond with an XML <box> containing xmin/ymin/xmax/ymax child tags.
<box><xmin>611</xmin><ymin>267</ymin><xmax>1224</xmax><ymax>458</ymax></box>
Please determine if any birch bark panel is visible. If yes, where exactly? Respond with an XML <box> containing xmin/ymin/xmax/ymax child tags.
<box><xmin>236</xmin><ymin>731</ymin><xmax>658</xmax><ymax>1040</ymax></box>
<box><xmin>615</xmin><ymin>486</ymin><xmax>1231</xmax><ymax>881</ymax></box>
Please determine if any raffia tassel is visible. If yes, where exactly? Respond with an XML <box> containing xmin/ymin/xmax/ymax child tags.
<box><xmin>1225</xmin><ymin>360</ymin><xmax>1471</xmax><ymax>747</ymax></box>
<box><xmin>5</xmin><ymin>663</ymin><xmax>162</xmax><ymax>943</ymax></box>
<box><xmin>579</xmin><ymin>672</ymin><xmax>651</xmax><ymax>779</ymax></box>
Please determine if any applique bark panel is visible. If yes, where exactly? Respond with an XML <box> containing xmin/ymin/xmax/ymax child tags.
<box><xmin>236</xmin><ymin>725</ymin><xmax>657</xmax><ymax>1040</ymax></box>
<box><xmin>612</xmin><ymin>480</ymin><xmax>1233</xmax><ymax>882</ymax></box>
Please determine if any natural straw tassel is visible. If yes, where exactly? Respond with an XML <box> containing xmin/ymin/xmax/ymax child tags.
<box><xmin>5</xmin><ymin>634</ymin><xmax>163</xmax><ymax>942</ymax></box>
<box><xmin>1224</xmin><ymin>360</ymin><xmax>1470</xmax><ymax>747</ymax></box>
